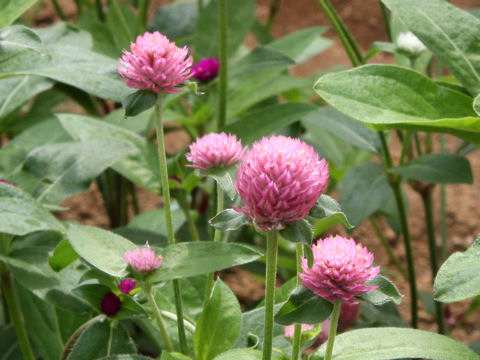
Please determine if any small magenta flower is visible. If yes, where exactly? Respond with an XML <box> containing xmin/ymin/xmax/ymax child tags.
<box><xmin>192</xmin><ymin>58</ymin><xmax>219</xmax><ymax>83</ymax></box>
<box><xmin>124</xmin><ymin>247</ymin><xmax>163</xmax><ymax>272</ymax></box>
<box><xmin>234</xmin><ymin>135</ymin><xmax>329</xmax><ymax>231</ymax></box>
<box><xmin>185</xmin><ymin>132</ymin><xmax>244</xmax><ymax>170</ymax></box>
<box><xmin>119</xmin><ymin>279</ymin><xmax>136</xmax><ymax>294</ymax></box>
<box><xmin>118</xmin><ymin>31</ymin><xmax>193</xmax><ymax>93</ymax></box>
<box><xmin>284</xmin><ymin>324</ymin><xmax>314</xmax><ymax>339</ymax></box>
<box><xmin>101</xmin><ymin>292</ymin><xmax>121</xmax><ymax>316</ymax></box>
<box><xmin>300</xmin><ymin>236</ymin><xmax>380</xmax><ymax>303</ymax></box>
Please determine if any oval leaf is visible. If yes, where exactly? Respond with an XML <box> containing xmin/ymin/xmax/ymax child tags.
<box><xmin>209</xmin><ymin>209</ymin><xmax>251</xmax><ymax>231</ymax></box>
<box><xmin>123</xmin><ymin>90</ymin><xmax>157</xmax><ymax>117</ymax></box>
<box><xmin>309</xmin><ymin>194</ymin><xmax>352</xmax><ymax>229</ymax></box>
<box><xmin>213</xmin><ymin>349</ymin><xmax>262</xmax><ymax>360</ymax></box>
<box><xmin>194</xmin><ymin>280</ymin><xmax>242</xmax><ymax>360</ymax></box>
<box><xmin>279</xmin><ymin>220</ymin><xmax>313</xmax><ymax>244</ymax></box>
<box><xmin>358</xmin><ymin>275</ymin><xmax>403</xmax><ymax>305</ymax></box>
<box><xmin>315</xmin><ymin>327</ymin><xmax>480</xmax><ymax>360</ymax></box>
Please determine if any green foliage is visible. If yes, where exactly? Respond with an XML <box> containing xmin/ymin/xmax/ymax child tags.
<box><xmin>0</xmin><ymin>0</ymin><xmax>39</xmax><ymax>27</ymax></box>
<box><xmin>359</xmin><ymin>276</ymin><xmax>403</xmax><ymax>305</ymax></box>
<box><xmin>123</xmin><ymin>90</ymin><xmax>158</xmax><ymax>117</ymax></box>
<box><xmin>279</xmin><ymin>220</ymin><xmax>313</xmax><ymax>245</ymax></box>
<box><xmin>209</xmin><ymin>209</ymin><xmax>251</xmax><ymax>232</ymax></box>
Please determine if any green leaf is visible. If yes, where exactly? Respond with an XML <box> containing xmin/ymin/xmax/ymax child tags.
<box><xmin>194</xmin><ymin>0</ymin><xmax>256</xmax><ymax>58</ymax></box>
<box><xmin>0</xmin><ymin>0</ymin><xmax>39</xmax><ymax>28</ymax></box>
<box><xmin>302</xmin><ymin>107</ymin><xmax>381</xmax><ymax>154</ymax></box>
<box><xmin>231</xmin><ymin>47</ymin><xmax>295</xmax><ymax>77</ymax></box>
<box><xmin>475</xmin><ymin>94</ymin><xmax>480</xmax><ymax>117</ymax></box>
<box><xmin>359</xmin><ymin>275</ymin><xmax>403</xmax><ymax>305</ymax></box>
<box><xmin>128</xmin><ymin>207</ymin><xmax>186</xmax><ymax>238</ymax></box>
<box><xmin>266</xmin><ymin>26</ymin><xmax>332</xmax><ymax>63</ymax></box>
<box><xmin>149</xmin><ymin>0</ymin><xmax>198</xmax><ymax>41</ymax></box>
<box><xmin>383</xmin><ymin>0</ymin><xmax>480</xmax><ymax>96</ymax></box>
<box><xmin>147</xmin><ymin>242</ymin><xmax>262</xmax><ymax>282</ymax></box>
<box><xmin>98</xmin><ymin>356</ymin><xmax>153</xmax><ymax>360</ymax></box>
<box><xmin>209</xmin><ymin>209</ymin><xmax>251</xmax><ymax>232</ymax></box>
<box><xmin>195</xmin><ymin>280</ymin><xmax>242</xmax><ymax>360</ymax></box>
<box><xmin>279</xmin><ymin>220</ymin><xmax>313</xmax><ymax>244</ymax></box>
<box><xmin>67</xmin><ymin>224</ymin><xmax>136</xmax><ymax>277</ymax></box>
<box><xmin>0</xmin><ymin>253</ymin><xmax>58</xmax><ymax>289</ymax></box>
<box><xmin>314</xmin><ymin>327</ymin><xmax>480</xmax><ymax>360</ymax></box>
<box><xmin>72</xmin><ymin>284</ymin><xmax>147</xmax><ymax>320</ymax></box>
<box><xmin>0</xmin><ymin>25</ymin><xmax>131</xmax><ymax>101</ymax></box>
<box><xmin>434</xmin><ymin>236</ymin><xmax>480</xmax><ymax>303</ymax></box>
<box><xmin>123</xmin><ymin>90</ymin><xmax>157</xmax><ymax>117</ymax></box>
<box><xmin>59</xmin><ymin>113</ymin><xmax>162</xmax><ymax>193</ymax></box>
<box><xmin>275</xmin><ymin>286</ymin><xmax>333</xmax><ymax>325</ymax></box>
<box><xmin>225</xmin><ymin>103</ymin><xmax>316</xmax><ymax>145</ymax></box>
<box><xmin>24</xmin><ymin>139</ymin><xmax>132</xmax><ymax>205</ymax></box>
<box><xmin>65</xmin><ymin>318</ymin><xmax>136</xmax><ymax>360</ymax></box>
<box><xmin>160</xmin><ymin>352</ymin><xmax>193</xmax><ymax>360</ymax></box>
<box><xmin>49</xmin><ymin>239</ymin><xmax>78</xmax><ymax>271</ymax></box>
<box><xmin>205</xmin><ymin>165</ymin><xmax>238</xmax><ymax>200</ymax></box>
<box><xmin>314</xmin><ymin>65</ymin><xmax>480</xmax><ymax>144</ymax></box>
<box><xmin>0</xmin><ymin>325</ymin><xmax>22</xmax><ymax>360</ymax></box>
<box><xmin>390</xmin><ymin>153</ymin><xmax>473</xmax><ymax>184</ymax></box>
<box><xmin>0</xmin><ymin>182</ymin><xmax>64</xmax><ymax>236</ymax></box>
<box><xmin>213</xmin><ymin>349</ymin><xmax>262</xmax><ymax>360</ymax></box>
<box><xmin>309</xmin><ymin>194</ymin><xmax>353</xmax><ymax>229</ymax></box>
<box><xmin>339</xmin><ymin>162</ymin><xmax>393</xmax><ymax>227</ymax></box>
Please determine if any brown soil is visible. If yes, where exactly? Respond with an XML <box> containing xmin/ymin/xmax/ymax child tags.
<box><xmin>32</xmin><ymin>0</ymin><xmax>480</xmax><ymax>345</ymax></box>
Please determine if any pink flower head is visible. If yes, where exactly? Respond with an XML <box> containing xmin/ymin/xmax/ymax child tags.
<box><xmin>101</xmin><ymin>292</ymin><xmax>121</xmax><ymax>316</ymax></box>
<box><xmin>300</xmin><ymin>236</ymin><xmax>380</xmax><ymax>303</ymax></box>
<box><xmin>186</xmin><ymin>132</ymin><xmax>245</xmax><ymax>170</ymax></box>
<box><xmin>124</xmin><ymin>247</ymin><xmax>163</xmax><ymax>273</ymax></box>
<box><xmin>234</xmin><ymin>135</ymin><xmax>329</xmax><ymax>231</ymax></box>
<box><xmin>119</xmin><ymin>279</ymin><xmax>136</xmax><ymax>294</ymax></box>
<box><xmin>118</xmin><ymin>31</ymin><xmax>193</xmax><ymax>93</ymax></box>
<box><xmin>284</xmin><ymin>323</ymin><xmax>315</xmax><ymax>339</ymax></box>
<box><xmin>192</xmin><ymin>58</ymin><xmax>219</xmax><ymax>82</ymax></box>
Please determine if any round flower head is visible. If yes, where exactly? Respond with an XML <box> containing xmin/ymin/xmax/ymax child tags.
<box><xmin>119</xmin><ymin>279</ymin><xmax>136</xmax><ymax>294</ymax></box>
<box><xmin>234</xmin><ymin>135</ymin><xmax>329</xmax><ymax>231</ymax></box>
<box><xmin>192</xmin><ymin>58</ymin><xmax>220</xmax><ymax>83</ymax></box>
<box><xmin>124</xmin><ymin>247</ymin><xmax>163</xmax><ymax>273</ymax></box>
<box><xmin>185</xmin><ymin>132</ymin><xmax>244</xmax><ymax>170</ymax></box>
<box><xmin>300</xmin><ymin>236</ymin><xmax>380</xmax><ymax>303</ymax></box>
<box><xmin>396</xmin><ymin>31</ymin><xmax>427</xmax><ymax>56</ymax></box>
<box><xmin>101</xmin><ymin>292</ymin><xmax>121</xmax><ymax>316</ymax></box>
<box><xmin>118</xmin><ymin>31</ymin><xmax>193</xmax><ymax>93</ymax></box>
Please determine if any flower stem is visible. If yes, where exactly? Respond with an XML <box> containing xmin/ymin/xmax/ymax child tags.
<box><xmin>379</xmin><ymin>1</ymin><xmax>392</xmax><ymax>41</ymax></box>
<box><xmin>291</xmin><ymin>243</ymin><xmax>304</xmax><ymax>360</ymax></box>
<box><xmin>52</xmin><ymin>0</ymin><xmax>67</xmax><ymax>20</ymax></box>
<box><xmin>324</xmin><ymin>300</ymin><xmax>342</xmax><ymax>360</ymax></box>
<box><xmin>95</xmin><ymin>0</ymin><xmax>105</xmax><ymax>22</ymax></box>
<box><xmin>263</xmin><ymin>230</ymin><xmax>279</xmax><ymax>360</ymax></box>
<box><xmin>217</xmin><ymin>0</ymin><xmax>228</xmax><ymax>130</ymax></box>
<box><xmin>266</xmin><ymin>0</ymin><xmax>281</xmax><ymax>31</ymax></box>
<box><xmin>143</xmin><ymin>284</ymin><xmax>174</xmax><ymax>352</ymax></box>
<box><xmin>370</xmin><ymin>217</ymin><xmax>408</xmax><ymax>280</ymax></box>
<box><xmin>421</xmin><ymin>190</ymin><xmax>446</xmax><ymax>334</ymax></box>
<box><xmin>135</xmin><ymin>0</ymin><xmax>150</xmax><ymax>34</ymax></box>
<box><xmin>178</xmin><ymin>191</ymin><xmax>200</xmax><ymax>242</ymax></box>
<box><xmin>379</xmin><ymin>131</ymin><xmax>418</xmax><ymax>328</ymax></box>
<box><xmin>440</xmin><ymin>134</ymin><xmax>448</xmax><ymax>261</ymax></box>
<box><xmin>0</xmin><ymin>265</ymin><xmax>35</xmax><ymax>360</ymax></box>
<box><xmin>155</xmin><ymin>94</ymin><xmax>188</xmax><ymax>354</ymax></box>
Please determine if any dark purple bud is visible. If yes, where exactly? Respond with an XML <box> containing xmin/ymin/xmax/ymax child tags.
<box><xmin>119</xmin><ymin>279</ymin><xmax>136</xmax><ymax>294</ymax></box>
<box><xmin>101</xmin><ymin>292</ymin><xmax>121</xmax><ymax>316</ymax></box>
<box><xmin>192</xmin><ymin>58</ymin><xmax>219</xmax><ymax>83</ymax></box>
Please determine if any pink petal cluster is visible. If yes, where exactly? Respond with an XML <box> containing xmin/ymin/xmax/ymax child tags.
<box><xmin>234</xmin><ymin>135</ymin><xmax>329</xmax><ymax>231</ymax></box>
<box><xmin>124</xmin><ymin>247</ymin><xmax>163</xmax><ymax>273</ymax></box>
<box><xmin>192</xmin><ymin>57</ymin><xmax>220</xmax><ymax>82</ymax></box>
<box><xmin>119</xmin><ymin>279</ymin><xmax>136</xmax><ymax>294</ymax></box>
<box><xmin>284</xmin><ymin>323</ymin><xmax>315</xmax><ymax>339</ymax></box>
<box><xmin>186</xmin><ymin>132</ymin><xmax>245</xmax><ymax>170</ymax></box>
<box><xmin>300</xmin><ymin>236</ymin><xmax>380</xmax><ymax>302</ymax></box>
<box><xmin>118</xmin><ymin>31</ymin><xmax>193</xmax><ymax>93</ymax></box>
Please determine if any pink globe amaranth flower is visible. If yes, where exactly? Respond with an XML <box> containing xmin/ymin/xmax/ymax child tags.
<box><xmin>284</xmin><ymin>323</ymin><xmax>315</xmax><ymax>339</ymax></box>
<box><xmin>119</xmin><ymin>279</ymin><xmax>136</xmax><ymax>294</ymax></box>
<box><xmin>124</xmin><ymin>247</ymin><xmax>163</xmax><ymax>273</ymax></box>
<box><xmin>234</xmin><ymin>135</ymin><xmax>329</xmax><ymax>231</ymax></box>
<box><xmin>101</xmin><ymin>292</ymin><xmax>121</xmax><ymax>316</ymax></box>
<box><xmin>118</xmin><ymin>31</ymin><xmax>193</xmax><ymax>93</ymax></box>
<box><xmin>192</xmin><ymin>57</ymin><xmax>219</xmax><ymax>82</ymax></box>
<box><xmin>185</xmin><ymin>132</ymin><xmax>245</xmax><ymax>170</ymax></box>
<box><xmin>300</xmin><ymin>236</ymin><xmax>380</xmax><ymax>303</ymax></box>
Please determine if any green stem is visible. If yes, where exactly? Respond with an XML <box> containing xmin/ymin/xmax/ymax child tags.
<box><xmin>110</xmin><ymin>0</ymin><xmax>134</xmax><ymax>41</ymax></box>
<box><xmin>154</xmin><ymin>94</ymin><xmax>188</xmax><ymax>354</ymax></box>
<box><xmin>217</xmin><ymin>0</ymin><xmax>228</xmax><ymax>130</ymax></box>
<box><xmin>130</xmin><ymin>182</ymin><xmax>140</xmax><ymax>215</ymax></box>
<box><xmin>266</xmin><ymin>0</ymin><xmax>281</xmax><ymax>31</ymax></box>
<box><xmin>421</xmin><ymin>190</ymin><xmax>446</xmax><ymax>334</ymax></box>
<box><xmin>0</xmin><ymin>266</ymin><xmax>35</xmax><ymax>360</ymax></box>
<box><xmin>178</xmin><ymin>191</ymin><xmax>200</xmax><ymax>242</ymax></box>
<box><xmin>291</xmin><ymin>243</ymin><xmax>304</xmax><ymax>360</ymax></box>
<box><xmin>95</xmin><ymin>0</ymin><xmax>105</xmax><ymax>22</ymax></box>
<box><xmin>143</xmin><ymin>284</ymin><xmax>174</xmax><ymax>351</ymax></box>
<box><xmin>379</xmin><ymin>131</ymin><xmax>418</xmax><ymax>328</ymax></box>
<box><xmin>399</xmin><ymin>130</ymin><xmax>412</xmax><ymax>165</ymax></box>
<box><xmin>263</xmin><ymin>230</ymin><xmax>279</xmax><ymax>360</ymax></box>
<box><xmin>74</xmin><ymin>0</ymin><xmax>82</xmax><ymax>14</ymax></box>
<box><xmin>369</xmin><ymin>217</ymin><xmax>408</xmax><ymax>281</ymax></box>
<box><xmin>379</xmin><ymin>1</ymin><xmax>392</xmax><ymax>41</ymax></box>
<box><xmin>440</xmin><ymin>135</ymin><xmax>448</xmax><ymax>261</ymax></box>
<box><xmin>414</xmin><ymin>132</ymin><xmax>423</xmax><ymax>156</ymax></box>
<box><xmin>324</xmin><ymin>300</ymin><xmax>342</xmax><ymax>360</ymax></box>
<box><xmin>198</xmin><ymin>0</ymin><xmax>203</xmax><ymax>11</ymax></box>
<box><xmin>135</xmin><ymin>0</ymin><xmax>150</xmax><ymax>34</ymax></box>
<box><xmin>317</xmin><ymin>0</ymin><xmax>362</xmax><ymax>67</ymax></box>
<box><xmin>51</xmin><ymin>0</ymin><xmax>67</xmax><ymax>20</ymax></box>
